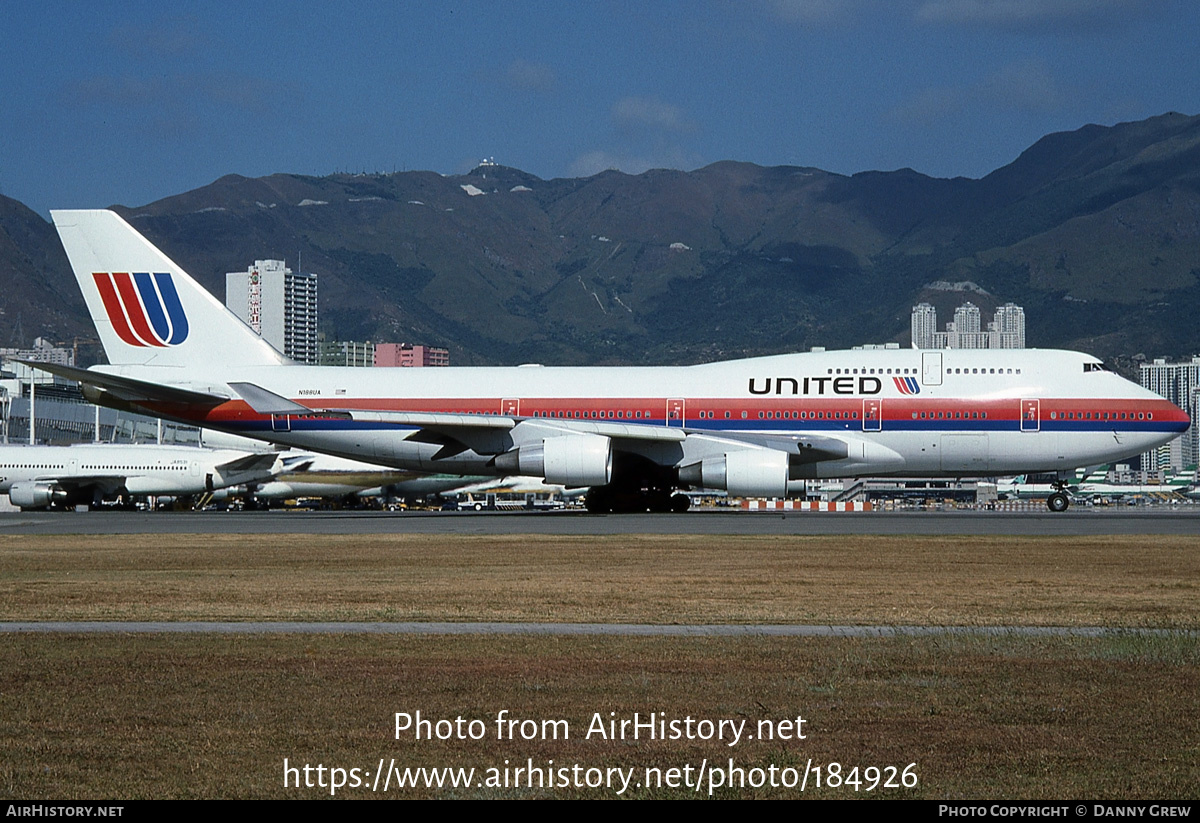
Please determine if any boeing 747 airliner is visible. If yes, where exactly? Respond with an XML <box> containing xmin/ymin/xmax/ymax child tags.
<box><xmin>33</xmin><ymin>210</ymin><xmax>1188</xmax><ymax>512</ymax></box>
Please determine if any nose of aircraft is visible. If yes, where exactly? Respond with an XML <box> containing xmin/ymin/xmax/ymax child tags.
<box><xmin>1138</xmin><ymin>398</ymin><xmax>1190</xmax><ymax>455</ymax></box>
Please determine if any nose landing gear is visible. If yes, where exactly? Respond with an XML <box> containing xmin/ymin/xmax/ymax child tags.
<box><xmin>1046</xmin><ymin>478</ymin><xmax>1072</xmax><ymax>512</ymax></box>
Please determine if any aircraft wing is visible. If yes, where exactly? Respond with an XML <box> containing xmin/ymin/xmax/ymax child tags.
<box><xmin>348</xmin><ymin>410</ymin><xmax>686</xmax><ymax>442</ymax></box>
<box><xmin>227</xmin><ymin>382</ymin><xmax>881</xmax><ymax>470</ymax></box>
<box><xmin>17</xmin><ymin>361</ymin><xmax>228</xmax><ymax>408</ymax></box>
<box><xmin>229</xmin><ymin>383</ymin><xmax>686</xmax><ymax>460</ymax></box>
<box><xmin>345</xmin><ymin>404</ymin><xmax>907</xmax><ymax>483</ymax></box>
<box><xmin>230</xmin><ymin>382</ymin><xmax>684</xmax><ymax>440</ymax></box>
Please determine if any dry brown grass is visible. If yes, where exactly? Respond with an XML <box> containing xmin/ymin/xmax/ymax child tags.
<box><xmin>2</xmin><ymin>532</ymin><xmax>1197</xmax><ymax>799</ymax></box>
<box><xmin>1</xmin><ymin>633</ymin><xmax>1196</xmax><ymax>799</ymax></box>
<box><xmin>0</xmin><ymin>533</ymin><xmax>1197</xmax><ymax>626</ymax></box>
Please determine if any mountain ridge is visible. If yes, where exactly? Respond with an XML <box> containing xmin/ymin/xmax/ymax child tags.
<box><xmin>3</xmin><ymin>112</ymin><xmax>1198</xmax><ymax>366</ymax></box>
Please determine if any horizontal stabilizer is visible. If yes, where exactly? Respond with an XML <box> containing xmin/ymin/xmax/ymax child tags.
<box><xmin>279</xmin><ymin>456</ymin><xmax>317</xmax><ymax>472</ymax></box>
<box><xmin>214</xmin><ymin>452</ymin><xmax>281</xmax><ymax>477</ymax></box>
<box><xmin>16</xmin><ymin>361</ymin><xmax>227</xmax><ymax>407</ymax></box>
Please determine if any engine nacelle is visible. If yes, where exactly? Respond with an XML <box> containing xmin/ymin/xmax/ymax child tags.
<box><xmin>494</xmin><ymin>434</ymin><xmax>613</xmax><ymax>487</ymax></box>
<box><xmin>9</xmin><ymin>481</ymin><xmax>70</xmax><ymax>510</ymax></box>
<box><xmin>678</xmin><ymin>449</ymin><xmax>789</xmax><ymax>497</ymax></box>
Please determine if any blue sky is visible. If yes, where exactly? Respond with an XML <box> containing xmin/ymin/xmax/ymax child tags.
<box><xmin>3</xmin><ymin>0</ymin><xmax>1196</xmax><ymax>217</ymax></box>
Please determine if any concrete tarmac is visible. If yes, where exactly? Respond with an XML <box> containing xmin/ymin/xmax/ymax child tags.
<box><xmin>2</xmin><ymin>506</ymin><xmax>1199</xmax><ymax>535</ymax></box>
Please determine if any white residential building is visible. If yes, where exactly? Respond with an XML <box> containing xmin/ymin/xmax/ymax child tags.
<box><xmin>226</xmin><ymin>260</ymin><xmax>319</xmax><ymax>365</ymax></box>
<box><xmin>911</xmin><ymin>303</ymin><xmax>937</xmax><ymax>349</ymax></box>
<box><xmin>1139</xmin><ymin>356</ymin><xmax>1200</xmax><ymax>470</ymax></box>
<box><xmin>990</xmin><ymin>303</ymin><xmax>1026</xmax><ymax>349</ymax></box>
<box><xmin>914</xmin><ymin>301</ymin><xmax>1026</xmax><ymax>350</ymax></box>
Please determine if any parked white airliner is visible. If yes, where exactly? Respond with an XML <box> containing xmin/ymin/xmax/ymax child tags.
<box><xmin>0</xmin><ymin>443</ymin><xmax>279</xmax><ymax>510</ymax></box>
<box><xmin>230</xmin><ymin>452</ymin><xmax>487</xmax><ymax>504</ymax></box>
<box><xmin>195</xmin><ymin>430</ymin><xmax>488</xmax><ymax>504</ymax></box>
<box><xmin>36</xmin><ymin>210</ymin><xmax>1189</xmax><ymax>512</ymax></box>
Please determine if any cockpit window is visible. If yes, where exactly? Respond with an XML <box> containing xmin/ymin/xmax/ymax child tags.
<box><xmin>1083</xmin><ymin>362</ymin><xmax>1111</xmax><ymax>373</ymax></box>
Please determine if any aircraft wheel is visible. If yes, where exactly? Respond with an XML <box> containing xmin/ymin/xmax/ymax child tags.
<box><xmin>1047</xmin><ymin>492</ymin><xmax>1070</xmax><ymax>513</ymax></box>
<box><xmin>670</xmin><ymin>493</ymin><xmax>691</xmax><ymax>513</ymax></box>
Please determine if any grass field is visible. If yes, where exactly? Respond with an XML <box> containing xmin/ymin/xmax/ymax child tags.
<box><xmin>2</xmin><ymin>534</ymin><xmax>1197</xmax><ymax>625</ymax></box>
<box><xmin>1</xmin><ymin>533</ymin><xmax>1197</xmax><ymax>799</ymax></box>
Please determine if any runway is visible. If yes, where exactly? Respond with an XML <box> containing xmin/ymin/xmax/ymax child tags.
<box><xmin>3</xmin><ymin>507</ymin><xmax>1199</xmax><ymax>535</ymax></box>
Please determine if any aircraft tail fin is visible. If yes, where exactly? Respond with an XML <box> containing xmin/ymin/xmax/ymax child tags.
<box><xmin>50</xmin><ymin>209</ymin><xmax>288</xmax><ymax>368</ymax></box>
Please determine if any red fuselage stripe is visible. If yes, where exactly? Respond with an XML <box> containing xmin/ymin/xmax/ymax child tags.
<box><xmin>197</xmin><ymin>396</ymin><xmax>1187</xmax><ymax>426</ymax></box>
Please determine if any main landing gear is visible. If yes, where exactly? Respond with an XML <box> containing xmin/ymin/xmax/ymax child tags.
<box><xmin>584</xmin><ymin>485</ymin><xmax>691</xmax><ymax>514</ymax></box>
<box><xmin>584</xmin><ymin>455</ymin><xmax>691</xmax><ymax>513</ymax></box>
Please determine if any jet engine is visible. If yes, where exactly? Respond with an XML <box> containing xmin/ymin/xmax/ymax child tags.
<box><xmin>8</xmin><ymin>481</ymin><xmax>71</xmax><ymax>510</ymax></box>
<box><xmin>493</xmin><ymin>434</ymin><xmax>613</xmax><ymax>487</ymax></box>
<box><xmin>677</xmin><ymin>449</ymin><xmax>789</xmax><ymax>498</ymax></box>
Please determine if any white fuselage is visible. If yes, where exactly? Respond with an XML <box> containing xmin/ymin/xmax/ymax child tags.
<box><xmin>99</xmin><ymin>347</ymin><xmax>1188</xmax><ymax>484</ymax></box>
<box><xmin>0</xmin><ymin>443</ymin><xmax>274</xmax><ymax>507</ymax></box>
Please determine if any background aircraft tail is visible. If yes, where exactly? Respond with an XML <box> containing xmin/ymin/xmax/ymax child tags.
<box><xmin>51</xmin><ymin>210</ymin><xmax>288</xmax><ymax>368</ymax></box>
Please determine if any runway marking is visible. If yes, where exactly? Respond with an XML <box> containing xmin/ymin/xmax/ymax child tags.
<box><xmin>1</xmin><ymin>622</ymin><xmax>1194</xmax><ymax>637</ymax></box>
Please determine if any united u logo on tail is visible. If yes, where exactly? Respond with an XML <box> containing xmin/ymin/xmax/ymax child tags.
<box><xmin>893</xmin><ymin>376</ymin><xmax>920</xmax><ymax>395</ymax></box>
<box><xmin>92</xmin><ymin>272</ymin><xmax>189</xmax><ymax>347</ymax></box>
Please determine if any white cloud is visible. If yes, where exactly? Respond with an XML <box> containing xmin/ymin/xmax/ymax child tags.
<box><xmin>612</xmin><ymin>96</ymin><xmax>696</xmax><ymax>133</ymax></box>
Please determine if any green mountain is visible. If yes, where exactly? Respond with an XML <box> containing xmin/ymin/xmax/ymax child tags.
<box><xmin>0</xmin><ymin>195</ymin><xmax>91</xmax><ymax>350</ymax></box>
<box><xmin>5</xmin><ymin>112</ymin><xmax>1200</xmax><ymax>366</ymax></box>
